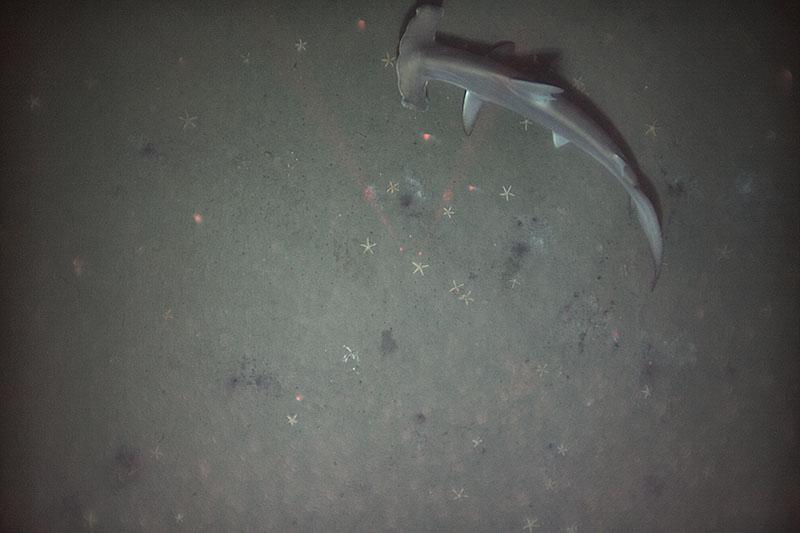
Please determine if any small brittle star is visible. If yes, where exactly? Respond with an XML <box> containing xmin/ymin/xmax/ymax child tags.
<box><xmin>150</xmin><ymin>445</ymin><xmax>163</xmax><ymax>460</ymax></box>
<box><xmin>451</xmin><ymin>487</ymin><xmax>467</xmax><ymax>500</ymax></box>
<box><xmin>342</xmin><ymin>345</ymin><xmax>359</xmax><ymax>363</ymax></box>
<box><xmin>715</xmin><ymin>245</ymin><xmax>733</xmax><ymax>260</ymax></box>
<box><xmin>412</xmin><ymin>261</ymin><xmax>429</xmax><ymax>275</ymax></box>
<box><xmin>381</xmin><ymin>53</ymin><xmax>395</xmax><ymax>68</ymax></box>
<box><xmin>500</xmin><ymin>185</ymin><xmax>515</xmax><ymax>201</ymax></box>
<box><xmin>179</xmin><ymin>110</ymin><xmax>197</xmax><ymax>131</ymax></box>
<box><xmin>523</xmin><ymin>516</ymin><xmax>540</xmax><ymax>531</ymax></box>
<box><xmin>458</xmin><ymin>290</ymin><xmax>474</xmax><ymax>306</ymax></box>
<box><xmin>360</xmin><ymin>237</ymin><xmax>376</xmax><ymax>254</ymax></box>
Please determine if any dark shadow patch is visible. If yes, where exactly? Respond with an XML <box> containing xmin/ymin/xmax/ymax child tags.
<box><xmin>640</xmin><ymin>359</ymin><xmax>656</xmax><ymax>377</ymax></box>
<box><xmin>128</xmin><ymin>134</ymin><xmax>163</xmax><ymax>160</ymax></box>
<box><xmin>59</xmin><ymin>492</ymin><xmax>86</xmax><ymax>531</ymax></box>
<box><xmin>638</xmin><ymin>343</ymin><xmax>662</xmax><ymax>384</ymax></box>
<box><xmin>643</xmin><ymin>474</ymin><xmax>665</xmax><ymax>497</ymax></box>
<box><xmin>667</xmin><ymin>179</ymin><xmax>685</xmax><ymax>199</ymax></box>
<box><xmin>511</xmin><ymin>241</ymin><xmax>530</xmax><ymax>259</ymax></box>
<box><xmin>139</xmin><ymin>141</ymin><xmax>159</xmax><ymax>158</ymax></box>
<box><xmin>399</xmin><ymin>192</ymin><xmax>414</xmax><ymax>208</ymax></box>
<box><xmin>514</xmin><ymin>215</ymin><xmax>538</xmax><ymax>229</ymax></box>
<box><xmin>254</xmin><ymin>372</ymin><xmax>281</xmax><ymax>396</ymax></box>
<box><xmin>410</xmin><ymin>411</ymin><xmax>429</xmax><ymax>453</ymax></box>
<box><xmin>394</xmin><ymin>168</ymin><xmax>430</xmax><ymax>219</ymax></box>
<box><xmin>504</xmin><ymin>240</ymin><xmax>531</xmax><ymax>279</ymax></box>
<box><xmin>558</xmin><ymin>291</ymin><xmax>617</xmax><ymax>355</ymax></box>
<box><xmin>225</xmin><ymin>357</ymin><xmax>283</xmax><ymax>399</ymax></box>
<box><xmin>724</xmin><ymin>361</ymin><xmax>738</xmax><ymax>380</ymax></box>
<box><xmin>398</xmin><ymin>191</ymin><xmax>425</xmax><ymax>219</ymax></box>
<box><xmin>108</xmin><ymin>444</ymin><xmax>142</xmax><ymax>490</ymax></box>
<box><xmin>380</xmin><ymin>328</ymin><xmax>398</xmax><ymax>355</ymax></box>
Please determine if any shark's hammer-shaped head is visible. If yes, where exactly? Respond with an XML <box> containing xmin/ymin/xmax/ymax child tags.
<box><xmin>396</xmin><ymin>5</ymin><xmax>443</xmax><ymax>111</ymax></box>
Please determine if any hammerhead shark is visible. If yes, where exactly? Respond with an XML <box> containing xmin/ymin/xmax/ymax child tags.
<box><xmin>396</xmin><ymin>5</ymin><xmax>663</xmax><ymax>283</ymax></box>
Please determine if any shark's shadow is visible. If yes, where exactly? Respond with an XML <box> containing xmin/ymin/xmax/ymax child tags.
<box><xmin>396</xmin><ymin>3</ymin><xmax>663</xmax><ymax>227</ymax></box>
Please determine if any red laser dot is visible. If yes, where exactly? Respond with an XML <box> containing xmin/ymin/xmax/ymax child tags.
<box><xmin>295</xmin><ymin>392</ymin><xmax>303</xmax><ymax>401</ymax></box>
<box><xmin>193</xmin><ymin>212</ymin><xmax>203</xmax><ymax>224</ymax></box>
<box><xmin>422</xmin><ymin>132</ymin><xmax>431</xmax><ymax>141</ymax></box>
<box><xmin>72</xmin><ymin>256</ymin><xmax>85</xmax><ymax>276</ymax></box>
<box><xmin>442</xmin><ymin>189</ymin><xmax>453</xmax><ymax>203</ymax></box>
<box><xmin>467</xmin><ymin>184</ymin><xmax>477</xmax><ymax>192</ymax></box>
<box><xmin>357</xmin><ymin>19</ymin><xmax>366</xmax><ymax>31</ymax></box>
<box><xmin>416</xmin><ymin>250</ymin><xmax>423</xmax><ymax>257</ymax></box>
<box><xmin>399</xmin><ymin>246</ymin><xmax>405</xmax><ymax>253</ymax></box>
<box><xmin>778</xmin><ymin>68</ymin><xmax>793</xmax><ymax>95</ymax></box>
<box><xmin>363</xmin><ymin>186</ymin><xmax>376</xmax><ymax>202</ymax></box>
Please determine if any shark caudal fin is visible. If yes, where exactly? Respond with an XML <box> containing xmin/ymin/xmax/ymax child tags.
<box><xmin>617</xmin><ymin>161</ymin><xmax>663</xmax><ymax>279</ymax></box>
<box><xmin>631</xmin><ymin>189</ymin><xmax>664</xmax><ymax>270</ymax></box>
<box><xmin>396</xmin><ymin>5</ymin><xmax>443</xmax><ymax>111</ymax></box>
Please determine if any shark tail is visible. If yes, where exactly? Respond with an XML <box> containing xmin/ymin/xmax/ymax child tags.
<box><xmin>621</xmin><ymin>165</ymin><xmax>663</xmax><ymax>287</ymax></box>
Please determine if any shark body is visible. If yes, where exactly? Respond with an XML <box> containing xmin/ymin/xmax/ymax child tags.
<box><xmin>396</xmin><ymin>5</ymin><xmax>663</xmax><ymax>282</ymax></box>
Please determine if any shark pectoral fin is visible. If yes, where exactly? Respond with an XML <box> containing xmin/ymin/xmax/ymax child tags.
<box><xmin>552</xmin><ymin>131</ymin><xmax>570</xmax><ymax>148</ymax></box>
<box><xmin>510</xmin><ymin>79</ymin><xmax>564</xmax><ymax>104</ymax></box>
<box><xmin>462</xmin><ymin>91</ymin><xmax>484</xmax><ymax>135</ymax></box>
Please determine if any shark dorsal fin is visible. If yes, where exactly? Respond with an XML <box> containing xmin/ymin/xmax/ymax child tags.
<box><xmin>462</xmin><ymin>91</ymin><xmax>484</xmax><ymax>135</ymax></box>
<box><xmin>510</xmin><ymin>79</ymin><xmax>564</xmax><ymax>104</ymax></box>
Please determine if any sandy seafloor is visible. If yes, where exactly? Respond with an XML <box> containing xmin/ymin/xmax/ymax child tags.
<box><xmin>1</xmin><ymin>1</ymin><xmax>798</xmax><ymax>531</ymax></box>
